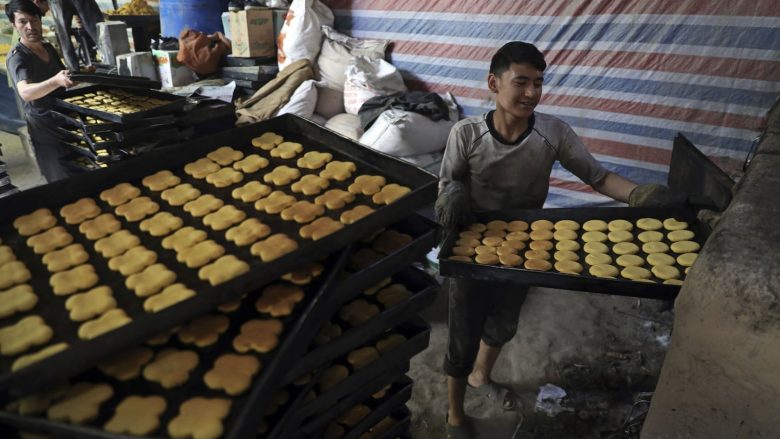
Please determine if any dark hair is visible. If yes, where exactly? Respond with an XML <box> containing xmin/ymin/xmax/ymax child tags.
<box><xmin>489</xmin><ymin>41</ymin><xmax>547</xmax><ymax>76</ymax></box>
<box><xmin>5</xmin><ymin>0</ymin><xmax>42</xmax><ymax>24</ymax></box>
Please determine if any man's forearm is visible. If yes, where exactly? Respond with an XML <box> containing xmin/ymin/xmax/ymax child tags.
<box><xmin>592</xmin><ymin>172</ymin><xmax>637</xmax><ymax>203</ymax></box>
<box><xmin>16</xmin><ymin>77</ymin><xmax>60</xmax><ymax>102</ymax></box>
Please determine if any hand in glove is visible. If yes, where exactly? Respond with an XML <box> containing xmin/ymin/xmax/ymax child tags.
<box><xmin>628</xmin><ymin>184</ymin><xmax>688</xmax><ymax>208</ymax></box>
<box><xmin>434</xmin><ymin>181</ymin><xmax>474</xmax><ymax>245</ymax></box>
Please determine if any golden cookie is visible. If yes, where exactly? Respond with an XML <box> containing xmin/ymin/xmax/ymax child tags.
<box><xmin>486</xmin><ymin>220</ymin><xmax>508</xmax><ymax>231</ymax></box>
<box><xmin>645</xmin><ymin>253</ymin><xmax>675</xmax><ymax>267</ymax></box>
<box><xmin>144</xmin><ymin>283</ymin><xmax>196</xmax><ymax>312</ymax></box>
<box><xmin>320</xmin><ymin>365</ymin><xmax>349</xmax><ymax>393</ymax></box>
<box><xmin>94</xmin><ymin>230</ymin><xmax>140</xmax><ymax>258</ymax></box>
<box><xmin>290</xmin><ymin>174</ymin><xmax>330</xmax><ymax>196</ymax></box>
<box><xmin>616</xmin><ymin>254</ymin><xmax>644</xmax><ymax>267</ymax></box>
<box><xmin>664</xmin><ymin>279</ymin><xmax>684</xmax><ymax>286</ymax></box>
<box><xmin>668</xmin><ymin>230</ymin><xmax>695</xmax><ymax>242</ymax></box>
<box><xmin>315</xmin><ymin>189</ymin><xmax>356</xmax><ymax>210</ymax></box>
<box><xmin>339</xmin><ymin>299</ymin><xmax>380</xmax><ymax>326</ymax></box>
<box><xmin>589</xmin><ymin>264</ymin><xmax>619</xmax><ymax>278</ymax></box>
<box><xmin>319</xmin><ymin>160</ymin><xmax>357</xmax><ymax>181</ymax></box>
<box><xmin>582</xmin><ymin>219</ymin><xmax>608</xmax><ymax>232</ymax></box>
<box><xmin>178</xmin><ymin>314</ymin><xmax>230</xmax><ymax>347</ymax></box>
<box><xmin>663</xmin><ymin>218</ymin><xmax>688</xmax><ymax>231</ymax></box>
<box><xmin>184</xmin><ymin>158</ymin><xmax>220</xmax><ymax>179</ymax></box>
<box><xmin>13</xmin><ymin>208</ymin><xmax>57</xmax><ymax>236</ymax></box>
<box><xmin>281</xmin><ymin>262</ymin><xmax>324</xmax><ymax>285</ymax></box>
<box><xmin>498</xmin><ymin>253</ymin><xmax>522</xmax><ymax>267</ymax></box>
<box><xmin>115</xmin><ymin>196</ymin><xmax>159</xmax><ymax>222</ymax></box>
<box><xmin>456</xmin><ymin>238</ymin><xmax>480</xmax><ymax>247</ymax></box>
<box><xmin>251</xmin><ymin>233</ymin><xmax>299</xmax><ymax>262</ymax></box>
<box><xmin>280</xmin><ymin>200</ymin><xmax>325</xmax><ymax>224</ymax></box>
<box><xmin>340</xmin><ymin>205</ymin><xmax>375</xmax><ymax>224</ymax></box>
<box><xmin>233</xmin><ymin>154</ymin><xmax>269</xmax><ymax>173</ymax></box>
<box><xmin>255</xmin><ymin>283</ymin><xmax>304</xmax><ymax>317</ymax></box>
<box><xmin>652</xmin><ymin>265</ymin><xmax>680</xmax><ymax>280</ymax></box>
<box><xmin>232</xmin><ymin>181</ymin><xmax>272</xmax><ymax>203</ymax></box>
<box><xmin>371</xmin><ymin>230</ymin><xmax>413</xmax><ymax>254</ymax></box>
<box><xmin>207</xmin><ymin>146</ymin><xmax>244</xmax><ymax>165</ymax></box>
<box><xmin>47</xmin><ymin>383</ymin><xmax>113</xmax><ymax>425</ymax></box>
<box><xmin>183</xmin><ymin>194</ymin><xmax>224</xmax><ymax>217</ymax></box>
<box><xmin>459</xmin><ymin>230</ymin><xmax>482</xmax><ymax>240</ymax></box>
<box><xmin>524</xmin><ymin>259</ymin><xmax>552</xmax><ymax>271</ymax></box>
<box><xmin>203</xmin><ymin>205</ymin><xmax>247</xmax><ymax>231</ymax></box>
<box><xmin>162</xmin><ymin>226</ymin><xmax>207</xmax><ymax>252</ymax></box>
<box><xmin>162</xmin><ymin>184</ymin><xmax>202</xmax><ymax>207</ymax></box>
<box><xmin>643</xmin><ymin>241</ymin><xmax>669</xmax><ymax>254</ymax></box>
<box><xmin>498</xmin><ymin>244</ymin><xmax>519</xmax><ymax>256</ymax></box>
<box><xmin>524</xmin><ymin>249</ymin><xmax>550</xmax><ymax>260</ymax></box>
<box><xmin>556</xmin><ymin>240</ymin><xmax>580</xmax><ymax>251</ymax></box>
<box><xmin>638</xmin><ymin>230</ymin><xmax>664</xmax><ymax>243</ymax></box>
<box><xmin>480</xmin><ymin>236</ymin><xmax>503</xmax><ymax>247</ymax></box>
<box><xmin>608</xmin><ymin>219</ymin><xmax>633</xmax><ymax>232</ymax></box>
<box><xmin>483</xmin><ymin>229</ymin><xmax>506</xmax><ymax>238</ymax></box>
<box><xmin>109</xmin><ymin>246</ymin><xmax>157</xmax><ymax>275</ymax></box>
<box><xmin>139</xmin><ymin>212</ymin><xmax>183</xmax><ymax>237</ymax></box>
<box><xmin>225</xmin><ymin>218</ymin><xmax>271</xmax><ymax>246</ymax></box>
<box><xmin>28</xmin><ymin>226</ymin><xmax>73</xmax><ymax>254</ymax></box>
<box><xmin>11</xmin><ymin>342</ymin><xmax>68</xmax><ymax>371</ymax></box>
<box><xmin>376</xmin><ymin>284</ymin><xmax>411</xmax><ymax>308</ymax></box>
<box><xmin>168</xmin><ymin>397</ymin><xmax>232</xmax><ymax>439</ymax></box>
<box><xmin>255</xmin><ymin>191</ymin><xmax>297</xmax><ymax>214</ymax></box>
<box><xmin>372</xmin><ymin>183</ymin><xmax>411</xmax><ymax>205</ymax></box>
<box><xmin>251</xmin><ymin>132</ymin><xmax>283</xmax><ymax>149</ymax></box>
<box><xmin>346</xmin><ymin>348</ymin><xmax>380</xmax><ymax>373</ymax></box>
<box><xmin>77</xmin><ymin>309</ymin><xmax>131</xmax><ymax>340</ymax></box>
<box><xmin>0</xmin><ymin>315</ymin><xmax>52</xmax><ymax>355</ymax></box>
<box><xmin>553</xmin><ymin>229</ymin><xmax>577</xmax><ymax>241</ymax></box>
<box><xmin>0</xmin><ymin>284</ymin><xmax>37</xmax><ymax>318</ymax></box>
<box><xmin>59</xmin><ymin>198</ymin><xmax>101</xmax><ymax>224</ymax></box>
<box><xmin>452</xmin><ymin>246</ymin><xmax>476</xmax><ymax>257</ymax></box>
<box><xmin>554</xmin><ymin>250</ymin><xmax>579</xmax><ymax>262</ymax></box>
<box><xmin>50</xmin><ymin>264</ymin><xmax>98</xmax><ymax>295</ymax></box>
<box><xmin>613</xmin><ymin>242</ymin><xmax>639</xmax><ymax>255</ymax></box>
<box><xmin>530</xmin><ymin>219</ymin><xmax>554</xmax><ymax>231</ymax></box>
<box><xmin>297</xmin><ymin>151</ymin><xmax>333</xmax><ymax>169</ymax></box>
<box><xmin>506</xmin><ymin>231</ymin><xmax>529</xmax><ymax>242</ymax></box>
<box><xmin>100</xmin><ymin>183</ymin><xmax>141</xmax><ymax>207</ymax></box>
<box><xmin>582</xmin><ymin>231</ymin><xmax>607</xmax><ymax>242</ymax></box>
<box><xmin>126</xmin><ymin>263</ymin><xmax>177</xmax><ymax>297</ymax></box>
<box><xmin>0</xmin><ymin>245</ymin><xmax>13</xmax><ymax>266</ymax></box>
<box><xmin>555</xmin><ymin>260</ymin><xmax>583</xmax><ymax>274</ymax></box>
<box><xmin>142</xmin><ymin>170</ymin><xmax>181</xmax><ymax>191</ymax></box>
<box><xmin>270</xmin><ymin>141</ymin><xmax>303</xmax><ymax>159</ymax></box>
<box><xmin>264</xmin><ymin>165</ymin><xmax>301</xmax><ymax>185</ymax></box>
<box><xmin>554</xmin><ymin>219</ymin><xmax>580</xmax><ymax>231</ymax></box>
<box><xmin>233</xmin><ymin>319</ymin><xmax>283</xmax><ymax>353</ymax></box>
<box><xmin>206</xmin><ymin>167</ymin><xmax>244</xmax><ymax>188</ymax></box>
<box><xmin>469</xmin><ymin>223</ymin><xmax>487</xmax><ymax>233</ymax></box>
<box><xmin>507</xmin><ymin>220</ymin><xmax>529</xmax><ymax>232</ymax></box>
<box><xmin>199</xmin><ymin>255</ymin><xmax>250</xmax><ymax>286</ymax></box>
<box><xmin>204</xmin><ymin>354</ymin><xmax>261</xmax><ymax>396</ymax></box>
<box><xmin>677</xmin><ymin>253</ymin><xmax>698</xmax><ymax>267</ymax></box>
<box><xmin>585</xmin><ymin>252</ymin><xmax>612</xmax><ymax>265</ymax></box>
<box><xmin>636</xmin><ymin>218</ymin><xmax>663</xmax><ymax>231</ymax></box>
<box><xmin>475</xmin><ymin>245</ymin><xmax>496</xmax><ymax>255</ymax></box>
<box><xmin>375</xmin><ymin>333</ymin><xmax>407</xmax><ymax>353</ymax></box>
<box><xmin>65</xmin><ymin>285</ymin><xmax>116</xmax><ymax>322</ymax></box>
<box><xmin>299</xmin><ymin>217</ymin><xmax>344</xmax><ymax>240</ymax></box>
<box><xmin>143</xmin><ymin>348</ymin><xmax>199</xmax><ymax>388</ymax></box>
<box><xmin>621</xmin><ymin>266</ymin><xmax>652</xmax><ymax>280</ymax></box>
<box><xmin>475</xmin><ymin>253</ymin><xmax>500</xmax><ymax>265</ymax></box>
<box><xmin>529</xmin><ymin>229</ymin><xmax>553</xmax><ymax>240</ymax></box>
<box><xmin>42</xmin><ymin>243</ymin><xmax>88</xmax><ymax>272</ymax></box>
<box><xmin>529</xmin><ymin>240</ymin><xmax>553</xmax><ymax>251</ymax></box>
<box><xmin>177</xmin><ymin>240</ymin><xmax>225</xmax><ymax>268</ymax></box>
<box><xmin>104</xmin><ymin>395</ymin><xmax>167</xmax><ymax>436</ymax></box>
<box><xmin>671</xmin><ymin>240</ymin><xmax>700</xmax><ymax>254</ymax></box>
<box><xmin>608</xmin><ymin>230</ymin><xmax>633</xmax><ymax>243</ymax></box>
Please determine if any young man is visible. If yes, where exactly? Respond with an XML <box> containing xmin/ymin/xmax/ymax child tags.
<box><xmin>436</xmin><ymin>41</ymin><xmax>681</xmax><ymax>438</ymax></box>
<box><xmin>6</xmin><ymin>0</ymin><xmax>75</xmax><ymax>182</ymax></box>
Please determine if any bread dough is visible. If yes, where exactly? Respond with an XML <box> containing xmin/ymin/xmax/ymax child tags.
<box><xmin>642</xmin><ymin>242</ymin><xmax>669</xmax><ymax>254</ymax></box>
<box><xmin>676</xmin><ymin>253</ymin><xmax>698</xmax><ymax>267</ymax></box>
<box><xmin>589</xmin><ymin>264</ymin><xmax>618</xmax><ymax>278</ymax></box>
<box><xmin>608</xmin><ymin>219</ymin><xmax>633</xmax><ymax>232</ymax></box>
<box><xmin>555</xmin><ymin>260</ymin><xmax>583</xmax><ymax>274</ymax></box>
<box><xmin>613</xmin><ymin>242</ymin><xmax>639</xmax><ymax>255</ymax></box>
<box><xmin>556</xmin><ymin>240</ymin><xmax>580</xmax><ymax>251</ymax></box>
<box><xmin>663</xmin><ymin>218</ymin><xmax>688</xmax><ymax>231</ymax></box>
<box><xmin>583</xmin><ymin>241</ymin><xmax>609</xmax><ymax>254</ymax></box>
<box><xmin>636</xmin><ymin>218</ymin><xmax>663</xmax><ymax>231</ymax></box>
<box><xmin>671</xmin><ymin>241</ymin><xmax>700</xmax><ymax>254</ymax></box>
<box><xmin>621</xmin><ymin>266</ymin><xmax>652</xmax><ymax>280</ymax></box>
<box><xmin>608</xmin><ymin>230</ymin><xmax>633</xmax><ymax>243</ymax></box>
<box><xmin>582</xmin><ymin>231</ymin><xmax>607</xmax><ymax>243</ymax></box>
<box><xmin>585</xmin><ymin>253</ymin><xmax>612</xmax><ymax>266</ymax></box>
<box><xmin>638</xmin><ymin>231</ymin><xmax>664</xmax><ymax>243</ymax></box>
<box><xmin>652</xmin><ymin>265</ymin><xmax>680</xmax><ymax>280</ymax></box>
<box><xmin>668</xmin><ymin>230</ymin><xmax>695</xmax><ymax>242</ymax></box>
<box><xmin>646</xmin><ymin>253</ymin><xmax>676</xmax><ymax>267</ymax></box>
<box><xmin>616</xmin><ymin>254</ymin><xmax>644</xmax><ymax>267</ymax></box>
<box><xmin>582</xmin><ymin>219</ymin><xmax>608</xmax><ymax>232</ymax></box>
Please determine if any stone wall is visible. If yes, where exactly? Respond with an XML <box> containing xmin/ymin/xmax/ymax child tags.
<box><xmin>642</xmin><ymin>99</ymin><xmax>780</xmax><ymax>437</ymax></box>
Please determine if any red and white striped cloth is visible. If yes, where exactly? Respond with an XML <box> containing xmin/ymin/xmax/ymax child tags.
<box><xmin>324</xmin><ymin>0</ymin><xmax>780</xmax><ymax>207</ymax></box>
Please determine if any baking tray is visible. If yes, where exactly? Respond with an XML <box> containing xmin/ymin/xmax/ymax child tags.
<box><xmin>53</xmin><ymin>85</ymin><xmax>186</xmax><ymax>123</ymax></box>
<box><xmin>284</xmin><ymin>267</ymin><xmax>438</xmax><ymax>384</ymax></box>
<box><xmin>70</xmin><ymin>73</ymin><xmax>162</xmax><ymax>90</ymax></box>
<box><xmin>57</xmin><ymin>138</ymin><xmax>123</xmax><ymax>163</ymax></box>
<box><xmin>439</xmin><ymin>207</ymin><xmax>709</xmax><ymax>300</ymax></box>
<box><xmin>0</xmin><ymin>247</ymin><xmax>352</xmax><ymax>439</ymax></box>
<box><xmin>0</xmin><ymin>114</ymin><xmax>436</xmax><ymax>402</ymax></box>
<box><xmin>342</xmin><ymin>378</ymin><xmax>413</xmax><ymax>439</ymax></box>
<box><xmin>50</xmin><ymin>110</ymin><xmax>177</xmax><ymax>134</ymax></box>
<box><xmin>668</xmin><ymin>133</ymin><xmax>734</xmax><ymax>212</ymax></box>
<box><xmin>375</xmin><ymin>407</ymin><xmax>411</xmax><ymax>439</ymax></box>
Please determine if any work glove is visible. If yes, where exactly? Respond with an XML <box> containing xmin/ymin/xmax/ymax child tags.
<box><xmin>434</xmin><ymin>181</ymin><xmax>474</xmax><ymax>245</ymax></box>
<box><xmin>628</xmin><ymin>184</ymin><xmax>688</xmax><ymax>208</ymax></box>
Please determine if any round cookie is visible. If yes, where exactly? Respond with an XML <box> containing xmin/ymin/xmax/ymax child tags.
<box><xmin>608</xmin><ymin>230</ymin><xmax>633</xmax><ymax>243</ymax></box>
<box><xmin>636</xmin><ymin>218</ymin><xmax>663</xmax><ymax>231</ymax></box>
<box><xmin>582</xmin><ymin>219</ymin><xmax>608</xmax><ymax>232</ymax></box>
<box><xmin>668</xmin><ymin>230</ymin><xmax>695</xmax><ymax>242</ymax></box>
<box><xmin>583</xmin><ymin>241</ymin><xmax>609</xmax><ymax>254</ymax></box>
<box><xmin>507</xmin><ymin>221</ymin><xmax>529</xmax><ymax>232</ymax></box>
<box><xmin>529</xmin><ymin>229</ymin><xmax>553</xmax><ymax>241</ymax></box>
<box><xmin>582</xmin><ymin>231</ymin><xmax>607</xmax><ymax>243</ymax></box>
<box><xmin>671</xmin><ymin>241</ymin><xmax>700</xmax><ymax>254</ymax></box>
<box><xmin>589</xmin><ymin>264</ymin><xmax>618</xmax><ymax>278</ymax></box>
<box><xmin>486</xmin><ymin>220</ymin><xmax>508</xmax><ymax>231</ymax></box>
<box><xmin>524</xmin><ymin>259</ymin><xmax>552</xmax><ymax>271</ymax></box>
<box><xmin>616</xmin><ymin>254</ymin><xmax>644</xmax><ymax>267</ymax></box>
<box><xmin>646</xmin><ymin>253</ymin><xmax>676</xmax><ymax>267</ymax></box>
<box><xmin>451</xmin><ymin>246</ymin><xmax>475</xmax><ymax>257</ymax></box>
<box><xmin>482</xmin><ymin>237</ymin><xmax>504</xmax><ymax>247</ymax></box>
<box><xmin>663</xmin><ymin>218</ymin><xmax>688</xmax><ymax>231</ymax></box>
<box><xmin>456</xmin><ymin>238</ymin><xmax>480</xmax><ymax>247</ymax></box>
<box><xmin>652</xmin><ymin>265</ymin><xmax>680</xmax><ymax>280</ymax></box>
<box><xmin>459</xmin><ymin>231</ymin><xmax>481</xmax><ymax>240</ymax></box>
<box><xmin>506</xmin><ymin>231</ymin><xmax>530</xmax><ymax>241</ymax></box>
<box><xmin>642</xmin><ymin>241</ymin><xmax>669</xmax><ymax>254</ymax></box>
<box><xmin>475</xmin><ymin>253</ymin><xmax>499</xmax><ymax>265</ymax></box>
<box><xmin>613</xmin><ymin>242</ymin><xmax>639</xmax><ymax>255</ymax></box>
<box><xmin>498</xmin><ymin>253</ymin><xmax>522</xmax><ymax>267</ymax></box>
<box><xmin>621</xmin><ymin>266</ymin><xmax>652</xmax><ymax>280</ymax></box>
<box><xmin>496</xmin><ymin>245</ymin><xmax>517</xmax><ymax>256</ymax></box>
<box><xmin>638</xmin><ymin>231</ymin><xmax>664</xmax><ymax>243</ymax></box>
<box><xmin>554</xmin><ymin>250</ymin><xmax>579</xmax><ymax>262</ymax></box>
<box><xmin>530</xmin><ymin>219</ymin><xmax>554</xmax><ymax>231</ymax></box>
<box><xmin>475</xmin><ymin>245</ymin><xmax>497</xmax><ymax>255</ymax></box>
<box><xmin>524</xmin><ymin>249</ymin><xmax>550</xmax><ymax>260</ymax></box>
<box><xmin>676</xmin><ymin>253</ymin><xmax>698</xmax><ymax>267</ymax></box>
<box><xmin>555</xmin><ymin>260</ymin><xmax>583</xmax><ymax>274</ymax></box>
<box><xmin>554</xmin><ymin>219</ymin><xmax>580</xmax><ymax>231</ymax></box>
<box><xmin>585</xmin><ymin>253</ymin><xmax>612</xmax><ymax>266</ymax></box>
<box><xmin>448</xmin><ymin>255</ymin><xmax>472</xmax><ymax>263</ymax></box>
<box><xmin>468</xmin><ymin>223</ymin><xmax>487</xmax><ymax>233</ymax></box>
<box><xmin>664</xmin><ymin>279</ymin><xmax>684</xmax><ymax>286</ymax></box>
<box><xmin>556</xmin><ymin>240</ymin><xmax>580</xmax><ymax>252</ymax></box>
<box><xmin>529</xmin><ymin>240</ymin><xmax>553</xmax><ymax>251</ymax></box>
<box><xmin>483</xmin><ymin>230</ymin><xmax>507</xmax><ymax>239</ymax></box>
<box><xmin>553</xmin><ymin>229</ymin><xmax>577</xmax><ymax>241</ymax></box>
<box><xmin>502</xmin><ymin>240</ymin><xmax>526</xmax><ymax>251</ymax></box>
<box><xmin>607</xmin><ymin>219</ymin><xmax>633</xmax><ymax>232</ymax></box>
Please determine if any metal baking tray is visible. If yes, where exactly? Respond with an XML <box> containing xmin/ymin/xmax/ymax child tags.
<box><xmin>375</xmin><ymin>407</ymin><xmax>411</xmax><ymax>439</ymax></box>
<box><xmin>70</xmin><ymin>73</ymin><xmax>162</xmax><ymax>90</ymax></box>
<box><xmin>53</xmin><ymin>85</ymin><xmax>186</xmax><ymax>123</ymax></box>
<box><xmin>342</xmin><ymin>379</ymin><xmax>413</xmax><ymax>439</ymax></box>
<box><xmin>57</xmin><ymin>138</ymin><xmax>123</xmax><ymax>163</ymax></box>
<box><xmin>0</xmin><ymin>114</ymin><xmax>436</xmax><ymax>402</ymax></box>
<box><xmin>50</xmin><ymin>110</ymin><xmax>177</xmax><ymax>134</ymax></box>
<box><xmin>284</xmin><ymin>267</ymin><xmax>438</xmax><ymax>383</ymax></box>
<box><xmin>439</xmin><ymin>207</ymin><xmax>709</xmax><ymax>300</ymax></box>
<box><xmin>0</xmin><ymin>247</ymin><xmax>352</xmax><ymax>439</ymax></box>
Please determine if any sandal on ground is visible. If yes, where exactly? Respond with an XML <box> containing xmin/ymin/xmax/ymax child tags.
<box><xmin>445</xmin><ymin>414</ymin><xmax>474</xmax><ymax>439</ymax></box>
<box><xmin>467</xmin><ymin>381</ymin><xmax>517</xmax><ymax>411</ymax></box>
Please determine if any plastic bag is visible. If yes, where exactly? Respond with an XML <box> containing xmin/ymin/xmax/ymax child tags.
<box><xmin>343</xmin><ymin>56</ymin><xmax>406</xmax><ymax>114</ymax></box>
<box><xmin>176</xmin><ymin>29</ymin><xmax>231</xmax><ymax>76</ymax></box>
<box><xmin>277</xmin><ymin>0</ymin><xmax>334</xmax><ymax>70</ymax></box>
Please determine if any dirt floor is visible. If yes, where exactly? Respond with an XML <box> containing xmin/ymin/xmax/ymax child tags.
<box><xmin>407</xmin><ymin>271</ymin><xmax>674</xmax><ymax>439</ymax></box>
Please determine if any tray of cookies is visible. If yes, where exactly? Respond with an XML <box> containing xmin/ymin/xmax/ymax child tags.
<box><xmin>0</xmin><ymin>114</ymin><xmax>436</xmax><ymax>401</ymax></box>
<box><xmin>50</xmin><ymin>110</ymin><xmax>177</xmax><ymax>134</ymax></box>
<box><xmin>439</xmin><ymin>207</ymin><xmax>708</xmax><ymax>300</ymax></box>
<box><xmin>53</xmin><ymin>85</ymin><xmax>186</xmax><ymax>123</ymax></box>
<box><xmin>0</xmin><ymin>248</ymin><xmax>351</xmax><ymax>439</ymax></box>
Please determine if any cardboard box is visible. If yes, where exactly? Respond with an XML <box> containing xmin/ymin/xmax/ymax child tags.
<box><xmin>152</xmin><ymin>50</ymin><xmax>197</xmax><ymax>88</ymax></box>
<box><xmin>229</xmin><ymin>9</ymin><xmax>275</xmax><ymax>58</ymax></box>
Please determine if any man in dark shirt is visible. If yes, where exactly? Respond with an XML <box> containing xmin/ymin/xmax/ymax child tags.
<box><xmin>6</xmin><ymin>0</ymin><xmax>75</xmax><ymax>182</ymax></box>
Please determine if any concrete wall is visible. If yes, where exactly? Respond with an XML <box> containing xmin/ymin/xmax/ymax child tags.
<box><xmin>642</xmin><ymin>99</ymin><xmax>780</xmax><ymax>438</ymax></box>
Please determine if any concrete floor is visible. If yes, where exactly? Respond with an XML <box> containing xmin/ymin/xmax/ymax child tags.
<box><xmin>0</xmin><ymin>129</ymin><xmax>47</xmax><ymax>191</ymax></box>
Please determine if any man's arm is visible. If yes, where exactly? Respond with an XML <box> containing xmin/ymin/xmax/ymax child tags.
<box><xmin>16</xmin><ymin>70</ymin><xmax>73</xmax><ymax>102</ymax></box>
<box><xmin>591</xmin><ymin>171</ymin><xmax>637</xmax><ymax>204</ymax></box>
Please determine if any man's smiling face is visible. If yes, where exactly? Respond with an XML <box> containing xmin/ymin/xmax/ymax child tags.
<box><xmin>489</xmin><ymin>62</ymin><xmax>544</xmax><ymax>120</ymax></box>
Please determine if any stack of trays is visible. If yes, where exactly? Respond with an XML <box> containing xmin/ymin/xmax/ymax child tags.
<box><xmin>51</xmin><ymin>85</ymin><xmax>188</xmax><ymax>172</ymax></box>
<box><xmin>0</xmin><ymin>115</ymin><xmax>438</xmax><ymax>438</ymax></box>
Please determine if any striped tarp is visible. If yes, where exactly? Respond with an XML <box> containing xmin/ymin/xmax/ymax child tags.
<box><xmin>324</xmin><ymin>0</ymin><xmax>780</xmax><ymax>207</ymax></box>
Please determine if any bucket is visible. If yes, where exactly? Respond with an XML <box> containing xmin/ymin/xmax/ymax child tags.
<box><xmin>159</xmin><ymin>0</ymin><xmax>229</xmax><ymax>37</ymax></box>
